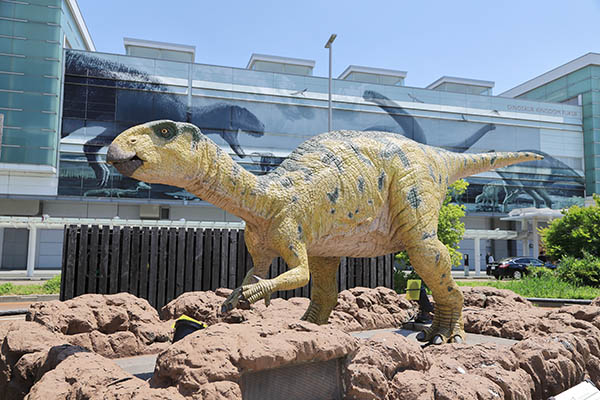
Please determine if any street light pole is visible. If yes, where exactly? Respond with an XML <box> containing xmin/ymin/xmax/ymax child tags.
<box><xmin>324</xmin><ymin>34</ymin><xmax>337</xmax><ymax>132</ymax></box>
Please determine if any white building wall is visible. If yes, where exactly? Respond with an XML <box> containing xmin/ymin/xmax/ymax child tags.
<box><xmin>37</xmin><ymin>229</ymin><xmax>63</xmax><ymax>269</ymax></box>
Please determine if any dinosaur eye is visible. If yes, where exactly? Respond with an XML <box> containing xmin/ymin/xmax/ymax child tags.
<box><xmin>157</xmin><ymin>126</ymin><xmax>176</xmax><ymax>139</ymax></box>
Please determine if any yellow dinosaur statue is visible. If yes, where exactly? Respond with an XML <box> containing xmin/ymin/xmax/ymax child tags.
<box><xmin>107</xmin><ymin>120</ymin><xmax>541</xmax><ymax>344</ymax></box>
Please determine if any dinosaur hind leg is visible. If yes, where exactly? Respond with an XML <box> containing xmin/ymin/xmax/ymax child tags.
<box><xmin>301</xmin><ymin>256</ymin><xmax>340</xmax><ymax>325</ymax></box>
<box><xmin>406</xmin><ymin>236</ymin><xmax>464</xmax><ymax>344</ymax></box>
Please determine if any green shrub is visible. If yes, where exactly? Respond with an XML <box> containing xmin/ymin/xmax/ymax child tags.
<box><xmin>0</xmin><ymin>283</ymin><xmax>16</xmax><ymax>296</ymax></box>
<box><xmin>556</xmin><ymin>253</ymin><xmax>600</xmax><ymax>287</ymax></box>
<box><xmin>540</xmin><ymin>194</ymin><xmax>600</xmax><ymax>261</ymax></box>
<box><xmin>42</xmin><ymin>275</ymin><xmax>61</xmax><ymax>293</ymax></box>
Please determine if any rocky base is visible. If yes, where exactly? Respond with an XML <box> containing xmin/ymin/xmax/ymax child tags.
<box><xmin>0</xmin><ymin>287</ymin><xmax>599</xmax><ymax>399</ymax></box>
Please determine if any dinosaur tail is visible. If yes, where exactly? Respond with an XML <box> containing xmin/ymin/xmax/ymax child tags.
<box><xmin>447</xmin><ymin>151</ymin><xmax>543</xmax><ymax>183</ymax></box>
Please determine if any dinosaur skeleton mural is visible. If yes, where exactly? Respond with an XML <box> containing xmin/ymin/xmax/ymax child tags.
<box><xmin>59</xmin><ymin>51</ymin><xmax>584</xmax><ymax>210</ymax></box>
<box><xmin>362</xmin><ymin>90</ymin><xmax>584</xmax><ymax>211</ymax></box>
<box><xmin>61</xmin><ymin>52</ymin><xmax>265</xmax><ymax>197</ymax></box>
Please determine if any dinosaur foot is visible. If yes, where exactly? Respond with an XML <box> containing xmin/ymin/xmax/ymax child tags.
<box><xmin>416</xmin><ymin>305</ymin><xmax>465</xmax><ymax>345</ymax></box>
<box><xmin>300</xmin><ymin>301</ymin><xmax>328</xmax><ymax>325</ymax></box>
<box><xmin>220</xmin><ymin>279</ymin><xmax>275</xmax><ymax>314</ymax></box>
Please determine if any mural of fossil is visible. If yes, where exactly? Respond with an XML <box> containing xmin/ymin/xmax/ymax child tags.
<box><xmin>59</xmin><ymin>50</ymin><xmax>584</xmax><ymax>210</ymax></box>
<box><xmin>62</xmin><ymin>52</ymin><xmax>265</xmax><ymax>190</ymax></box>
<box><xmin>362</xmin><ymin>90</ymin><xmax>584</xmax><ymax>211</ymax></box>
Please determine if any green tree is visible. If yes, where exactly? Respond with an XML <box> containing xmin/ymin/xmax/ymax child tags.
<box><xmin>540</xmin><ymin>194</ymin><xmax>600</xmax><ymax>260</ymax></box>
<box><xmin>396</xmin><ymin>179</ymin><xmax>468</xmax><ymax>267</ymax></box>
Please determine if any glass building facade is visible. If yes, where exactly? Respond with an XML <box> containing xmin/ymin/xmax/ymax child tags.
<box><xmin>59</xmin><ymin>49</ymin><xmax>584</xmax><ymax>216</ymax></box>
<box><xmin>0</xmin><ymin>0</ymin><xmax>92</xmax><ymax>167</ymax></box>
<box><xmin>507</xmin><ymin>62</ymin><xmax>600</xmax><ymax>195</ymax></box>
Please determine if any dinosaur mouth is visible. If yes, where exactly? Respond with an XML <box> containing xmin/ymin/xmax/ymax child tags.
<box><xmin>106</xmin><ymin>144</ymin><xmax>144</xmax><ymax>177</ymax></box>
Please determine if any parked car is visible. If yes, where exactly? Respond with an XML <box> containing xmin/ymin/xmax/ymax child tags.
<box><xmin>486</xmin><ymin>257</ymin><xmax>556</xmax><ymax>280</ymax></box>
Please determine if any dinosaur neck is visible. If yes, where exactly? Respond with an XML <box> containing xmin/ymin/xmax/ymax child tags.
<box><xmin>184</xmin><ymin>144</ymin><xmax>271</xmax><ymax>224</ymax></box>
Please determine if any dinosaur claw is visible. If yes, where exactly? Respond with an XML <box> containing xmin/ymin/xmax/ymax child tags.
<box><xmin>432</xmin><ymin>335</ymin><xmax>444</xmax><ymax>345</ymax></box>
<box><xmin>451</xmin><ymin>335</ymin><xmax>464</xmax><ymax>344</ymax></box>
<box><xmin>416</xmin><ymin>331</ymin><xmax>427</xmax><ymax>342</ymax></box>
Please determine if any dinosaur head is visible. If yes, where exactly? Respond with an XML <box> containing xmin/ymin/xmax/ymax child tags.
<box><xmin>107</xmin><ymin>120</ymin><xmax>206</xmax><ymax>185</ymax></box>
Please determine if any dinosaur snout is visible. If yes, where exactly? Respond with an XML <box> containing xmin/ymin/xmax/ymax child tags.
<box><xmin>107</xmin><ymin>143</ymin><xmax>143</xmax><ymax>177</ymax></box>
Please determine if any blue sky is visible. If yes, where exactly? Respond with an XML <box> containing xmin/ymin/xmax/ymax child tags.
<box><xmin>78</xmin><ymin>0</ymin><xmax>600</xmax><ymax>94</ymax></box>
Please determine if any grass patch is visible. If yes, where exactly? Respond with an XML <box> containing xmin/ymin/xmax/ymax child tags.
<box><xmin>0</xmin><ymin>275</ymin><xmax>61</xmax><ymax>296</ymax></box>
<box><xmin>456</xmin><ymin>273</ymin><xmax>600</xmax><ymax>300</ymax></box>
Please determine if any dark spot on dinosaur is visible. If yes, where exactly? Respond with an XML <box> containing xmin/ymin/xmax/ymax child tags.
<box><xmin>435</xmin><ymin>252</ymin><xmax>440</xmax><ymax>264</ymax></box>
<box><xmin>428</xmin><ymin>166</ymin><xmax>436</xmax><ymax>182</ymax></box>
<box><xmin>422</xmin><ymin>230</ymin><xmax>436</xmax><ymax>240</ymax></box>
<box><xmin>407</xmin><ymin>187</ymin><xmax>421</xmax><ymax>209</ymax></box>
<box><xmin>380</xmin><ymin>144</ymin><xmax>410</xmax><ymax>167</ymax></box>
<box><xmin>441</xmin><ymin>273</ymin><xmax>446</xmax><ymax>278</ymax></box>
<box><xmin>280</xmin><ymin>177</ymin><xmax>293</xmax><ymax>188</ymax></box>
<box><xmin>447</xmin><ymin>286</ymin><xmax>453</xmax><ymax>292</ymax></box>
<box><xmin>348</xmin><ymin>212</ymin><xmax>353</xmax><ymax>218</ymax></box>
<box><xmin>378</xmin><ymin>172</ymin><xmax>386</xmax><ymax>191</ymax></box>
<box><xmin>355</xmin><ymin>208</ymin><xmax>359</xmax><ymax>214</ymax></box>
<box><xmin>291</xmin><ymin>195</ymin><xmax>298</xmax><ymax>203</ymax></box>
<box><xmin>320</xmin><ymin>152</ymin><xmax>344</xmax><ymax>172</ymax></box>
<box><xmin>297</xmin><ymin>225</ymin><xmax>302</xmax><ymax>238</ymax></box>
<box><xmin>327</xmin><ymin>187</ymin><xmax>339</xmax><ymax>203</ymax></box>
<box><xmin>438</xmin><ymin>174</ymin><xmax>442</xmax><ymax>185</ymax></box>
<box><xmin>348</xmin><ymin>142</ymin><xmax>373</xmax><ymax>167</ymax></box>
<box><xmin>368</xmin><ymin>199</ymin><xmax>373</xmax><ymax>205</ymax></box>
<box><xmin>490</xmin><ymin>155</ymin><xmax>497</xmax><ymax>165</ymax></box>
<box><xmin>331</xmin><ymin>209</ymin><xmax>335</xmax><ymax>214</ymax></box>
<box><xmin>357</xmin><ymin>177</ymin><xmax>365</xmax><ymax>193</ymax></box>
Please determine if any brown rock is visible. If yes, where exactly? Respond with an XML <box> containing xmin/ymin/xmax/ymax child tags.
<box><xmin>25</xmin><ymin>350</ymin><xmax>133</xmax><ymax>400</ymax></box>
<box><xmin>424</xmin><ymin>371</ymin><xmax>505</xmax><ymax>400</ymax></box>
<box><xmin>151</xmin><ymin>319</ymin><xmax>357</xmax><ymax>398</ymax></box>
<box><xmin>512</xmin><ymin>335</ymin><xmax>587</xmax><ymax>399</ymax></box>
<box><xmin>591</xmin><ymin>297</ymin><xmax>600</xmax><ymax>307</ymax></box>
<box><xmin>343</xmin><ymin>332</ymin><xmax>429</xmax><ymax>400</ymax></box>
<box><xmin>93</xmin><ymin>376</ymin><xmax>186</xmax><ymax>400</ymax></box>
<box><xmin>161</xmin><ymin>287</ymin><xmax>416</xmax><ymax>333</ymax></box>
<box><xmin>387</xmin><ymin>370</ymin><xmax>434</xmax><ymax>400</ymax></box>
<box><xmin>0</xmin><ymin>321</ymin><xmax>67</xmax><ymax>399</ymax></box>
<box><xmin>27</xmin><ymin>293</ymin><xmax>170</xmax><ymax>358</ymax></box>
<box><xmin>426</xmin><ymin>343</ymin><xmax>534</xmax><ymax>399</ymax></box>
<box><xmin>330</xmin><ymin>287</ymin><xmax>416</xmax><ymax>331</ymax></box>
<box><xmin>461</xmin><ymin>286</ymin><xmax>533</xmax><ymax>310</ymax></box>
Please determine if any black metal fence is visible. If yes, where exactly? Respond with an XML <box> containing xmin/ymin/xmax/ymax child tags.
<box><xmin>60</xmin><ymin>225</ymin><xmax>395</xmax><ymax>309</ymax></box>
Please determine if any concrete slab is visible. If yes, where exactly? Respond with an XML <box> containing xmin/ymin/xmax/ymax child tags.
<box><xmin>350</xmin><ymin>328</ymin><xmax>518</xmax><ymax>347</ymax></box>
<box><xmin>114</xmin><ymin>354</ymin><xmax>158</xmax><ymax>380</ymax></box>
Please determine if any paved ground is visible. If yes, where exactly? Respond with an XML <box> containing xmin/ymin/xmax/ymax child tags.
<box><xmin>0</xmin><ymin>270</ymin><xmax>60</xmax><ymax>285</ymax></box>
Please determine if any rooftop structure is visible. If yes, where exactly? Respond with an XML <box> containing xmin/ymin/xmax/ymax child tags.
<box><xmin>123</xmin><ymin>37</ymin><xmax>195</xmax><ymax>63</ymax></box>
<box><xmin>427</xmin><ymin>76</ymin><xmax>494</xmax><ymax>96</ymax></box>
<box><xmin>338</xmin><ymin>65</ymin><xmax>407</xmax><ymax>86</ymax></box>
<box><xmin>246</xmin><ymin>53</ymin><xmax>315</xmax><ymax>76</ymax></box>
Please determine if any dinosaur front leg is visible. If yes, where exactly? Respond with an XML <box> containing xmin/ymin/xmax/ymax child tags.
<box><xmin>301</xmin><ymin>257</ymin><xmax>340</xmax><ymax>325</ymax></box>
<box><xmin>221</xmin><ymin>245</ymin><xmax>310</xmax><ymax>313</ymax></box>
<box><xmin>221</xmin><ymin>253</ymin><xmax>273</xmax><ymax>312</ymax></box>
<box><xmin>406</xmin><ymin>236</ymin><xmax>465</xmax><ymax>344</ymax></box>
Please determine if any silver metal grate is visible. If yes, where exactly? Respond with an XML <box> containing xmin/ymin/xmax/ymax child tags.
<box><xmin>241</xmin><ymin>358</ymin><xmax>343</xmax><ymax>400</ymax></box>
